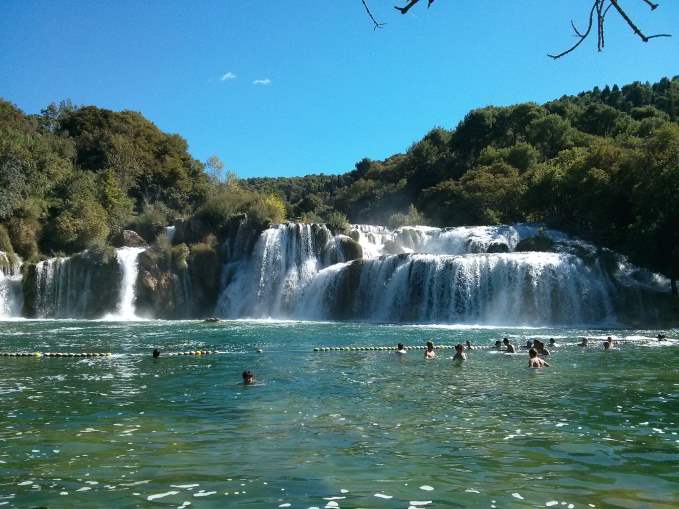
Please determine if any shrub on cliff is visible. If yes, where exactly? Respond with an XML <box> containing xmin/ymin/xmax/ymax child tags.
<box><xmin>326</xmin><ymin>211</ymin><xmax>350</xmax><ymax>235</ymax></box>
<box><xmin>245</xmin><ymin>194</ymin><xmax>286</xmax><ymax>230</ymax></box>
<box><xmin>0</xmin><ymin>225</ymin><xmax>14</xmax><ymax>256</ymax></box>
<box><xmin>129</xmin><ymin>203</ymin><xmax>172</xmax><ymax>243</ymax></box>
<box><xmin>387</xmin><ymin>205</ymin><xmax>428</xmax><ymax>229</ymax></box>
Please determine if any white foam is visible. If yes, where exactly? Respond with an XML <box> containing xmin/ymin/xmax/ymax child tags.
<box><xmin>147</xmin><ymin>491</ymin><xmax>179</xmax><ymax>501</ymax></box>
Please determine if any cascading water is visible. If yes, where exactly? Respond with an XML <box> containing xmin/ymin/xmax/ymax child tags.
<box><xmin>0</xmin><ymin>251</ymin><xmax>23</xmax><ymax>318</ymax></box>
<box><xmin>215</xmin><ymin>222</ymin><xmax>669</xmax><ymax>325</ymax></box>
<box><xmin>216</xmin><ymin>223</ymin><xmax>329</xmax><ymax>317</ymax></box>
<box><xmin>107</xmin><ymin>247</ymin><xmax>145</xmax><ymax>320</ymax></box>
<box><xmin>34</xmin><ymin>256</ymin><xmax>93</xmax><ymax>317</ymax></box>
<box><xmin>298</xmin><ymin>252</ymin><xmax>616</xmax><ymax>325</ymax></box>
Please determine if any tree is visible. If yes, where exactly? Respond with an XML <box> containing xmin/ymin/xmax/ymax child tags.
<box><xmin>205</xmin><ymin>155</ymin><xmax>225</xmax><ymax>182</ymax></box>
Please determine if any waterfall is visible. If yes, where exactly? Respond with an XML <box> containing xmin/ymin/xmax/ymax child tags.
<box><xmin>108</xmin><ymin>247</ymin><xmax>145</xmax><ymax>320</ymax></box>
<box><xmin>214</xmin><ymin>222</ymin><xmax>668</xmax><ymax>325</ymax></box>
<box><xmin>349</xmin><ymin>223</ymin><xmax>561</xmax><ymax>256</ymax></box>
<box><xmin>297</xmin><ymin>253</ymin><xmax>617</xmax><ymax>325</ymax></box>
<box><xmin>216</xmin><ymin>223</ymin><xmax>330</xmax><ymax>317</ymax></box>
<box><xmin>165</xmin><ymin>226</ymin><xmax>176</xmax><ymax>243</ymax></box>
<box><xmin>0</xmin><ymin>251</ymin><xmax>23</xmax><ymax>318</ymax></box>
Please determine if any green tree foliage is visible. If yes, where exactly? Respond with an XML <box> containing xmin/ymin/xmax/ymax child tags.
<box><xmin>326</xmin><ymin>211</ymin><xmax>350</xmax><ymax>235</ymax></box>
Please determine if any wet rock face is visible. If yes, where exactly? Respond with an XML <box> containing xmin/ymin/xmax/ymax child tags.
<box><xmin>134</xmin><ymin>242</ymin><xmax>221</xmax><ymax>319</ymax></box>
<box><xmin>135</xmin><ymin>249</ymin><xmax>181</xmax><ymax>319</ymax></box>
<box><xmin>486</xmin><ymin>242</ymin><xmax>509</xmax><ymax>253</ymax></box>
<box><xmin>113</xmin><ymin>230</ymin><xmax>148</xmax><ymax>248</ymax></box>
<box><xmin>514</xmin><ymin>235</ymin><xmax>555</xmax><ymax>252</ymax></box>
<box><xmin>336</xmin><ymin>235</ymin><xmax>363</xmax><ymax>261</ymax></box>
<box><xmin>187</xmin><ymin>245</ymin><xmax>221</xmax><ymax>317</ymax></box>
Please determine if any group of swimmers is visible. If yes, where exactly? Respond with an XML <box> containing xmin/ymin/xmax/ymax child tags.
<box><xmin>394</xmin><ymin>333</ymin><xmax>643</xmax><ymax>369</ymax></box>
<box><xmin>404</xmin><ymin>338</ymin><xmax>551</xmax><ymax>368</ymax></box>
<box><xmin>154</xmin><ymin>332</ymin><xmax>671</xmax><ymax>382</ymax></box>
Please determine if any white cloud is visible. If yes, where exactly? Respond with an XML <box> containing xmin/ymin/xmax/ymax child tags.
<box><xmin>220</xmin><ymin>72</ymin><xmax>236</xmax><ymax>81</ymax></box>
<box><xmin>252</xmin><ymin>78</ymin><xmax>272</xmax><ymax>86</ymax></box>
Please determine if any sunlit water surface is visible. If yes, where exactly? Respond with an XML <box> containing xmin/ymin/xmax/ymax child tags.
<box><xmin>0</xmin><ymin>320</ymin><xmax>677</xmax><ymax>508</ymax></box>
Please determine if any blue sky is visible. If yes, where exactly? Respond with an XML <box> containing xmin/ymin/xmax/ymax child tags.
<box><xmin>1</xmin><ymin>1</ymin><xmax>677</xmax><ymax>177</ymax></box>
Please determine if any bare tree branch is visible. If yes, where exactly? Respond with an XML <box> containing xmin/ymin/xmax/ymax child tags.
<box><xmin>549</xmin><ymin>0</ymin><xmax>671</xmax><ymax>59</ymax></box>
<box><xmin>609</xmin><ymin>0</ymin><xmax>670</xmax><ymax>42</ymax></box>
<box><xmin>361</xmin><ymin>0</ymin><xmax>670</xmax><ymax>59</ymax></box>
<box><xmin>394</xmin><ymin>0</ymin><xmax>421</xmax><ymax>15</ymax></box>
<box><xmin>394</xmin><ymin>0</ymin><xmax>434</xmax><ymax>15</ymax></box>
<box><xmin>361</xmin><ymin>0</ymin><xmax>385</xmax><ymax>30</ymax></box>
<box><xmin>548</xmin><ymin>2</ymin><xmax>598</xmax><ymax>59</ymax></box>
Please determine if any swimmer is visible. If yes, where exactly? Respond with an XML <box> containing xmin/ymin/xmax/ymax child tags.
<box><xmin>603</xmin><ymin>341</ymin><xmax>611</xmax><ymax>350</ymax></box>
<box><xmin>425</xmin><ymin>341</ymin><xmax>436</xmax><ymax>359</ymax></box>
<box><xmin>528</xmin><ymin>348</ymin><xmax>550</xmax><ymax>368</ymax></box>
<box><xmin>465</xmin><ymin>340</ymin><xmax>473</xmax><ymax>351</ymax></box>
<box><xmin>396</xmin><ymin>343</ymin><xmax>407</xmax><ymax>354</ymax></box>
<box><xmin>242</xmin><ymin>370</ymin><xmax>255</xmax><ymax>385</ymax></box>
<box><xmin>579</xmin><ymin>337</ymin><xmax>589</xmax><ymax>347</ymax></box>
<box><xmin>152</xmin><ymin>348</ymin><xmax>160</xmax><ymax>358</ymax></box>
<box><xmin>453</xmin><ymin>344</ymin><xmax>467</xmax><ymax>361</ymax></box>
<box><xmin>549</xmin><ymin>338</ymin><xmax>557</xmax><ymax>348</ymax></box>
<box><xmin>503</xmin><ymin>338</ymin><xmax>516</xmax><ymax>353</ymax></box>
<box><xmin>494</xmin><ymin>340</ymin><xmax>503</xmax><ymax>349</ymax></box>
<box><xmin>657</xmin><ymin>334</ymin><xmax>667</xmax><ymax>342</ymax></box>
<box><xmin>535</xmin><ymin>340</ymin><xmax>550</xmax><ymax>356</ymax></box>
<box><xmin>522</xmin><ymin>340</ymin><xmax>532</xmax><ymax>350</ymax></box>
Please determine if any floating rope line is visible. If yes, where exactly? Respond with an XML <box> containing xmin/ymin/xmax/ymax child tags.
<box><xmin>0</xmin><ymin>352</ymin><xmax>112</xmax><ymax>358</ymax></box>
<box><xmin>312</xmin><ymin>338</ymin><xmax>671</xmax><ymax>352</ymax></box>
<box><xmin>0</xmin><ymin>350</ymin><xmax>222</xmax><ymax>358</ymax></box>
<box><xmin>166</xmin><ymin>350</ymin><xmax>220</xmax><ymax>356</ymax></box>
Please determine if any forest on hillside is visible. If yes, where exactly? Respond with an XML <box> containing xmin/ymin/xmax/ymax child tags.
<box><xmin>1</xmin><ymin>77</ymin><xmax>678</xmax><ymax>291</ymax></box>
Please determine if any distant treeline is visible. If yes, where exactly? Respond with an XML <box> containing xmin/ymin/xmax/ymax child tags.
<box><xmin>1</xmin><ymin>77</ymin><xmax>678</xmax><ymax>291</ymax></box>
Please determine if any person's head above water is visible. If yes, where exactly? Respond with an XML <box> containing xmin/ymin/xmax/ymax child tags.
<box><xmin>466</xmin><ymin>340</ymin><xmax>471</xmax><ymax>347</ymax></box>
<box><xmin>603</xmin><ymin>341</ymin><xmax>610</xmax><ymax>350</ymax></box>
<box><xmin>525</xmin><ymin>340</ymin><xmax>532</xmax><ymax>348</ymax></box>
<box><xmin>495</xmin><ymin>340</ymin><xmax>502</xmax><ymax>347</ymax></box>
<box><xmin>455</xmin><ymin>343</ymin><xmax>464</xmax><ymax>352</ymax></box>
<box><xmin>242</xmin><ymin>370</ymin><xmax>254</xmax><ymax>384</ymax></box>
<box><xmin>397</xmin><ymin>343</ymin><xmax>405</xmax><ymax>351</ymax></box>
<box><xmin>503</xmin><ymin>338</ymin><xmax>510</xmax><ymax>345</ymax></box>
<box><xmin>549</xmin><ymin>338</ymin><xmax>556</xmax><ymax>345</ymax></box>
<box><xmin>528</xmin><ymin>348</ymin><xmax>538</xmax><ymax>358</ymax></box>
<box><xmin>152</xmin><ymin>348</ymin><xmax>160</xmax><ymax>358</ymax></box>
<box><xmin>426</xmin><ymin>341</ymin><xmax>434</xmax><ymax>351</ymax></box>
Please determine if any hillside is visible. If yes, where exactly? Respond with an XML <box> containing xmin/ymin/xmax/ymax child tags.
<box><xmin>1</xmin><ymin>77</ymin><xmax>678</xmax><ymax>293</ymax></box>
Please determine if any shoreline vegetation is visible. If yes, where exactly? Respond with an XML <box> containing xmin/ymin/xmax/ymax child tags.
<box><xmin>1</xmin><ymin>77</ymin><xmax>678</xmax><ymax>323</ymax></box>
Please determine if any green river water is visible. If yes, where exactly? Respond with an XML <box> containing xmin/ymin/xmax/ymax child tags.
<box><xmin>0</xmin><ymin>320</ymin><xmax>677</xmax><ymax>508</ymax></box>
